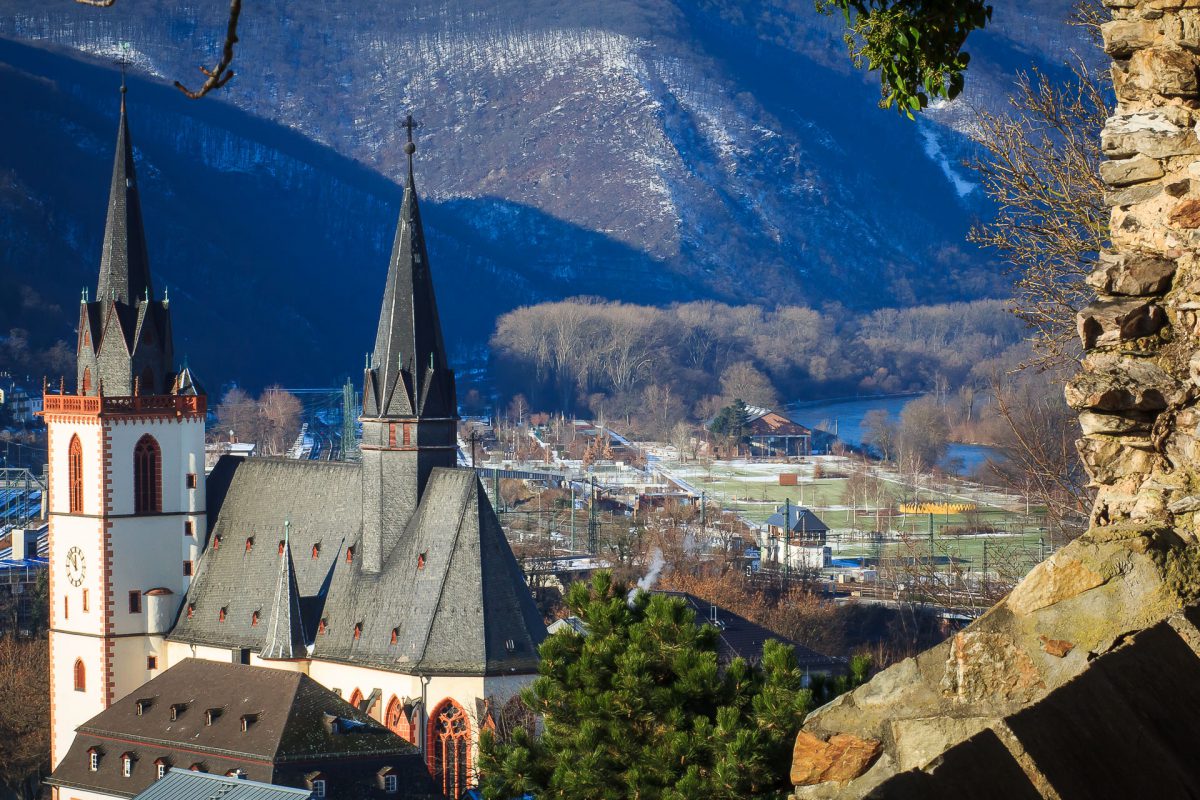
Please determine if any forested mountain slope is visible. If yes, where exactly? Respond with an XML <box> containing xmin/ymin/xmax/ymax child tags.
<box><xmin>0</xmin><ymin>1</ymin><xmax>1089</xmax><ymax>386</ymax></box>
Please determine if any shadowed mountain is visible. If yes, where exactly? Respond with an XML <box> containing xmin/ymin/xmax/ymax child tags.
<box><xmin>0</xmin><ymin>38</ymin><xmax>678</xmax><ymax>387</ymax></box>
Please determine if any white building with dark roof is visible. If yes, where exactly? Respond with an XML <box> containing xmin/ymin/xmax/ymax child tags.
<box><xmin>45</xmin><ymin>98</ymin><xmax>545</xmax><ymax>800</ymax></box>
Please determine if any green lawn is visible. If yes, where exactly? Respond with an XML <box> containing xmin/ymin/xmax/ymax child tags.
<box><xmin>677</xmin><ymin>460</ymin><xmax>1049</xmax><ymax>572</ymax></box>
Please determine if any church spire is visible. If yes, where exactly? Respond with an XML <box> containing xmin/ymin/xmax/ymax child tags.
<box><xmin>363</xmin><ymin>114</ymin><xmax>456</xmax><ymax>420</ymax></box>
<box><xmin>260</xmin><ymin>522</ymin><xmax>307</xmax><ymax>660</ymax></box>
<box><xmin>76</xmin><ymin>82</ymin><xmax>178</xmax><ymax>399</ymax></box>
<box><xmin>96</xmin><ymin>78</ymin><xmax>153</xmax><ymax>307</ymax></box>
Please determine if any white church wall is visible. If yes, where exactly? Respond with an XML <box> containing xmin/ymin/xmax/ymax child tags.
<box><xmin>49</xmin><ymin>631</ymin><xmax>105</xmax><ymax>768</ymax></box>
<box><xmin>50</xmin><ymin>784</ymin><xmax>123</xmax><ymax>800</ymax></box>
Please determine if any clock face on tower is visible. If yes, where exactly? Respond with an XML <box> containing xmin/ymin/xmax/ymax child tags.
<box><xmin>65</xmin><ymin>546</ymin><xmax>86</xmax><ymax>587</ymax></box>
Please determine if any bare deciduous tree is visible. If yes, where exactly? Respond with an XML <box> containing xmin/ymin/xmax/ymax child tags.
<box><xmin>968</xmin><ymin>56</ymin><xmax>1109</xmax><ymax>368</ymax></box>
<box><xmin>0</xmin><ymin>636</ymin><xmax>48</xmax><ymax>800</ymax></box>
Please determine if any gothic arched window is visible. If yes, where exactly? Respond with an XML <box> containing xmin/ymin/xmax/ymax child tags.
<box><xmin>348</xmin><ymin>688</ymin><xmax>364</xmax><ymax>711</ymax></box>
<box><xmin>386</xmin><ymin>696</ymin><xmax>414</xmax><ymax>743</ymax></box>
<box><xmin>74</xmin><ymin>658</ymin><xmax>86</xmax><ymax>692</ymax></box>
<box><xmin>134</xmin><ymin>435</ymin><xmax>161</xmax><ymax>514</ymax></box>
<box><xmin>81</xmin><ymin>367</ymin><xmax>92</xmax><ymax>395</ymax></box>
<box><xmin>428</xmin><ymin>699</ymin><xmax>470</xmax><ymax>798</ymax></box>
<box><xmin>68</xmin><ymin>435</ymin><xmax>84</xmax><ymax>514</ymax></box>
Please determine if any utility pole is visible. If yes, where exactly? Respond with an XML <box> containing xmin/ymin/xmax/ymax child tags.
<box><xmin>982</xmin><ymin>540</ymin><xmax>989</xmax><ymax>599</ymax></box>
<box><xmin>570</xmin><ymin>482</ymin><xmax>576</xmax><ymax>553</ymax></box>
<box><xmin>588</xmin><ymin>477</ymin><xmax>599</xmax><ymax>555</ymax></box>
<box><xmin>784</xmin><ymin>497</ymin><xmax>791</xmax><ymax>585</ymax></box>
<box><xmin>700</xmin><ymin>490</ymin><xmax>706</xmax><ymax>531</ymax></box>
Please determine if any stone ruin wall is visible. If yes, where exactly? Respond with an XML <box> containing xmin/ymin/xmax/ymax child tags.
<box><xmin>1077</xmin><ymin>0</ymin><xmax>1200</xmax><ymax>534</ymax></box>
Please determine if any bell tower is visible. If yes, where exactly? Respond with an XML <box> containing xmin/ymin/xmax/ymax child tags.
<box><xmin>45</xmin><ymin>85</ymin><xmax>207</xmax><ymax>768</ymax></box>
<box><xmin>360</xmin><ymin>116</ymin><xmax>458</xmax><ymax>574</ymax></box>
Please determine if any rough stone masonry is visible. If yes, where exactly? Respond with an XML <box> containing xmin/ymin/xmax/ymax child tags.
<box><xmin>789</xmin><ymin>1</ymin><xmax>1200</xmax><ymax>796</ymax></box>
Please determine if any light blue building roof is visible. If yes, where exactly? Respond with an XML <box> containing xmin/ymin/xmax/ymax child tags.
<box><xmin>133</xmin><ymin>770</ymin><xmax>312</xmax><ymax>800</ymax></box>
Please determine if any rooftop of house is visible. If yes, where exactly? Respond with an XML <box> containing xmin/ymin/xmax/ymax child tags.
<box><xmin>133</xmin><ymin>769</ymin><xmax>313</xmax><ymax>800</ymax></box>
<box><xmin>655</xmin><ymin>590</ymin><xmax>846</xmax><ymax>674</ymax></box>
<box><xmin>743</xmin><ymin>406</ymin><xmax>812</xmax><ymax>436</ymax></box>
<box><xmin>48</xmin><ymin>659</ymin><xmax>429</xmax><ymax>798</ymax></box>
<box><xmin>765</xmin><ymin>506</ymin><xmax>830</xmax><ymax>534</ymax></box>
<box><xmin>549</xmin><ymin>592</ymin><xmax>845</xmax><ymax>674</ymax></box>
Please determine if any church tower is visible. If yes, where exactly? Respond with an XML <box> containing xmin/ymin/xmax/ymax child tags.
<box><xmin>45</xmin><ymin>86</ymin><xmax>207</xmax><ymax>768</ymax></box>
<box><xmin>360</xmin><ymin>117</ymin><xmax>458</xmax><ymax>574</ymax></box>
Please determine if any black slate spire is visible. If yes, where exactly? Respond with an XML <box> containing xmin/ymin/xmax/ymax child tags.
<box><xmin>76</xmin><ymin>84</ymin><xmax>177</xmax><ymax>398</ymax></box>
<box><xmin>363</xmin><ymin>115</ymin><xmax>456</xmax><ymax>420</ymax></box>
<box><xmin>358</xmin><ymin>117</ymin><xmax>459</xmax><ymax>574</ymax></box>
<box><xmin>96</xmin><ymin>80</ymin><xmax>153</xmax><ymax>307</ymax></box>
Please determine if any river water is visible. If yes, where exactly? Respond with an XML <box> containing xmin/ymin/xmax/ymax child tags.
<box><xmin>785</xmin><ymin>394</ymin><xmax>1000</xmax><ymax>475</ymax></box>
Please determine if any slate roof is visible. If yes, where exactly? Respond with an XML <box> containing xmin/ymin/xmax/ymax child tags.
<box><xmin>653</xmin><ymin>591</ymin><xmax>846</xmax><ymax>674</ymax></box>
<box><xmin>48</xmin><ymin>659</ymin><xmax>428</xmax><ymax>798</ymax></box>
<box><xmin>172</xmin><ymin>460</ymin><xmax>546</xmax><ymax>675</ymax></box>
<box><xmin>134</xmin><ymin>770</ymin><xmax>312</xmax><ymax>800</ymax></box>
<box><xmin>362</xmin><ymin>127</ymin><xmax>455</xmax><ymax>420</ymax></box>
<box><xmin>765</xmin><ymin>506</ymin><xmax>830</xmax><ymax>534</ymax></box>
<box><xmin>744</xmin><ymin>406</ymin><xmax>812</xmax><ymax>437</ymax></box>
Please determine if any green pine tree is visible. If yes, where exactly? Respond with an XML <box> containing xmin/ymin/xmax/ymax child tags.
<box><xmin>478</xmin><ymin>572</ymin><xmax>827</xmax><ymax>800</ymax></box>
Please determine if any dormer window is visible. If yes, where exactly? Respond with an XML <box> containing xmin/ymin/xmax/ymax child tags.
<box><xmin>311</xmin><ymin>543</ymin><xmax>320</xmax><ymax>559</ymax></box>
<box><xmin>218</xmin><ymin>607</ymin><xmax>227</xmax><ymax>623</ymax></box>
<box><xmin>378</xmin><ymin>767</ymin><xmax>399</xmax><ymax>794</ymax></box>
<box><xmin>353</xmin><ymin>622</ymin><xmax>363</xmax><ymax>640</ymax></box>
<box><xmin>155</xmin><ymin>758</ymin><xmax>170</xmax><ymax>779</ymax></box>
<box><xmin>187</xmin><ymin>603</ymin><xmax>195</xmax><ymax>619</ymax></box>
<box><xmin>214</xmin><ymin>534</ymin><xmax>222</xmax><ymax>551</ymax></box>
<box><xmin>189</xmin><ymin>763</ymin><xmax>205</xmax><ymax>772</ymax></box>
<box><xmin>417</xmin><ymin>552</ymin><xmax>426</xmax><ymax>570</ymax></box>
<box><xmin>205</xmin><ymin>708</ymin><xmax>221</xmax><ymax>726</ymax></box>
<box><xmin>245</xmin><ymin>536</ymin><xmax>254</xmax><ymax>553</ymax></box>
<box><xmin>318</xmin><ymin>618</ymin><xmax>327</xmax><ymax>635</ymax></box>
<box><xmin>121</xmin><ymin>752</ymin><xmax>135</xmax><ymax>777</ymax></box>
<box><xmin>346</xmin><ymin>546</ymin><xmax>354</xmax><ymax>563</ymax></box>
<box><xmin>135</xmin><ymin>698</ymin><xmax>152</xmax><ymax>716</ymax></box>
<box><xmin>251</xmin><ymin>610</ymin><xmax>260</xmax><ymax>626</ymax></box>
<box><xmin>278</xmin><ymin>540</ymin><xmax>285</xmax><ymax>556</ymax></box>
<box><xmin>390</xmin><ymin>627</ymin><xmax>398</xmax><ymax>645</ymax></box>
<box><xmin>169</xmin><ymin>703</ymin><xmax>186</xmax><ymax>721</ymax></box>
<box><xmin>88</xmin><ymin>747</ymin><xmax>101</xmax><ymax>771</ymax></box>
<box><xmin>240</xmin><ymin>713</ymin><xmax>258</xmax><ymax>732</ymax></box>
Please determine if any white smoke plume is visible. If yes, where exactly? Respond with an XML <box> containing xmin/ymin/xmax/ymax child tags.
<box><xmin>627</xmin><ymin>548</ymin><xmax>666</xmax><ymax>606</ymax></box>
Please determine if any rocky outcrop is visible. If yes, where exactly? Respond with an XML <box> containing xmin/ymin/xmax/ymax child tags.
<box><xmin>790</xmin><ymin>524</ymin><xmax>1190</xmax><ymax>797</ymax></box>
<box><xmin>792</xmin><ymin>0</ymin><xmax>1200</xmax><ymax>794</ymax></box>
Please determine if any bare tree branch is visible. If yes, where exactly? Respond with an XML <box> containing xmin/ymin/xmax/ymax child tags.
<box><xmin>174</xmin><ymin>0</ymin><xmax>241</xmax><ymax>99</ymax></box>
<box><xmin>71</xmin><ymin>0</ymin><xmax>242</xmax><ymax>98</ymax></box>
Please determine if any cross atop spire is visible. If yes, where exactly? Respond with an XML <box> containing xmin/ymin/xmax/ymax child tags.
<box><xmin>403</xmin><ymin>113</ymin><xmax>418</xmax><ymax>183</ymax></box>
